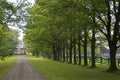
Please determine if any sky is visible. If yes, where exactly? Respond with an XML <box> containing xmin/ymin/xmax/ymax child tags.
<box><xmin>7</xmin><ymin>0</ymin><xmax>35</xmax><ymax>40</ymax></box>
<box><xmin>8</xmin><ymin>0</ymin><xmax>35</xmax><ymax>4</ymax></box>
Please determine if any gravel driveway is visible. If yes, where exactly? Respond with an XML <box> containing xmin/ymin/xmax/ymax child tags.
<box><xmin>1</xmin><ymin>56</ymin><xmax>46</xmax><ymax>80</ymax></box>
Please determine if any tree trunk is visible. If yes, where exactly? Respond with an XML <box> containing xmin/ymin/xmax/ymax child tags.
<box><xmin>78</xmin><ymin>33</ymin><xmax>81</xmax><ymax>65</ymax></box>
<box><xmin>57</xmin><ymin>51</ymin><xmax>60</xmax><ymax>61</ymax></box>
<box><xmin>107</xmin><ymin>43</ymin><xmax>118</xmax><ymax>71</ymax></box>
<box><xmin>73</xmin><ymin>36</ymin><xmax>77</xmax><ymax>64</ymax></box>
<box><xmin>83</xmin><ymin>29</ymin><xmax>88</xmax><ymax>66</ymax></box>
<box><xmin>52</xmin><ymin>43</ymin><xmax>56</xmax><ymax>60</ymax></box>
<box><xmin>78</xmin><ymin>42</ymin><xmax>81</xmax><ymax>65</ymax></box>
<box><xmin>56</xmin><ymin>40</ymin><xmax>60</xmax><ymax>61</ymax></box>
<box><xmin>62</xmin><ymin>43</ymin><xmax>65</xmax><ymax>62</ymax></box>
<box><xmin>66</xmin><ymin>41</ymin><xmax>69</xmax><ymax>63</ymax></box>
<box><xmin>69</xmin><ymin>36</ymin><xmax>73</xmax><ymax>64</ymax></box>
<box><xmin>91</xmin><ymin>29</ymin><xmax>96</xmax><ymax>68</ymax></box>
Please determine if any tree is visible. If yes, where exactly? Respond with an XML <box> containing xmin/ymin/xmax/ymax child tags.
<box><xmin>79</xmin><ymin>0</ymin><xmax>120</xmax><ymax>71</ymax></box>
<box><xmin>0</xmin><ymin>24</ymin><xmax>19</xmax><ymax>60</ymax></box>
<box><xmin>91</xmin><ymin>0</ymin><xmax>120</xmax><ymax>71</ymax></box>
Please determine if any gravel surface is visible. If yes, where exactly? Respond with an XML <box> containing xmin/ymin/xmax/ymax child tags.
<box><xmin>1</xmin><ymin>56</ymin><xmax>46</xmax><ymax>80</ymax></box>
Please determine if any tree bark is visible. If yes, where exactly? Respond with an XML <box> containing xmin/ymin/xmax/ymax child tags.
<box><xmin>107</xmin><ymin>42</ymin><xmax>118</xmax><ymax>71</ymax></box>
<box><xmin>91</xmin><ymin>29</ymin><xmax>96</xmax><ymax>68</ymax></box>
<box><xmin>78</xmin><ymin>33</ymin><xmax>81</xmax><ymax>65</ymax></box>
<box><xmin>91</xmin><ymin>14</ymin><xmax>96</xmax><ymax>68</ymax></box>
<box><xmin>52</xmin><ymin>43</ymin><xmax>56</xmax><ymax>60</ymax></box>
<box><xmin>62</xmin><ymin>42</ymin><xmax>65</xmax><ymax>62</ymax></box>
<box><xmin>66</xmin><ymin>40</ymin><xmax>69</xmax><ymax>63</ymax></box>
<box><xmin>83</xmin><ymin>29</ymin><xmax>88</xmax><ymax>66</ymax></box>
<box><xmin>69</xmin><ymin>36</ymin><xmax>73</xmax><ymax>64</ymax></box>
<box><xmin>73</xmin><ymin>36</ymin><xmax>77</xmax><ymax>64</ymax></box>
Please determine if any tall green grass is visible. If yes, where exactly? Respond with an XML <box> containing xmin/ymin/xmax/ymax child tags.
<box><xmin>26</xmin><ymin>55</ymin><xmax>120</xmax><ymax>80</ymax></box>
<box><xmin>0</xmin><ymin>55</ymin><xmax>18</xmax><ymax>78</ymax></box>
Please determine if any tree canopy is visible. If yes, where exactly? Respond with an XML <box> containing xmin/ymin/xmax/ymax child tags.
<box><xmin>0</xmin><ymin>0</ymin><xmax>20</xmax><ymax>60</ymax></box>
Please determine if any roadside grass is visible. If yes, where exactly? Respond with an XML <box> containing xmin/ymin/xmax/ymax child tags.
<box><xmin>0</xmin><ymin>55</ymin><xmax>18</xmax><ymax>78</ymax></box>
<box><xmin>26</xmin><ymin>55</ymin><xmax>120</xmax><ymax>80</ymax></box>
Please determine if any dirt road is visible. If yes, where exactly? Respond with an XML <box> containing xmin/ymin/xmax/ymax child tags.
<box><xmin>1</xmin><ymin>56</ymin><xmax>46</xmax><ymax>80</ymax></box>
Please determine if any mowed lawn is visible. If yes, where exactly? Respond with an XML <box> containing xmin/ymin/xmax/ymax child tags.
<box><xmin>26</xmin><ymin>56</ymin><xmax>120</xmax><ymax>80</ymax></box>
<box><xmin>0</xmin><ymin>55</ymin><xmax>18</xmax><ymax>78</ymax></box>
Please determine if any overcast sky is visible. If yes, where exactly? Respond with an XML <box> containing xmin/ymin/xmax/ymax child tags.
<box><xmin>8</xmin><ymin>0</ymin><xmax>35</xmax><ymax>4</ymax></box>
<box><xmin>8</xmin><ymin>0</ymin><xmax>35</xmax><ymax>40</ymax></box>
